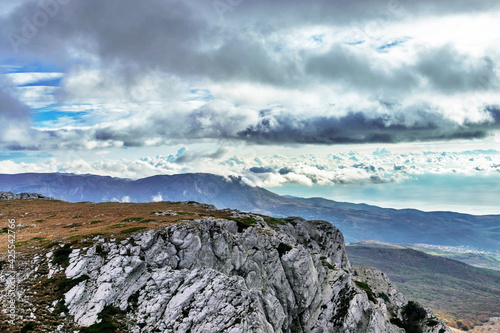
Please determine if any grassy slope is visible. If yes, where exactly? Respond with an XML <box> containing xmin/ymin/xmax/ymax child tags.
<box><xmin>346</xmin><ymin>246</ymin><xmax>500</xmax><ymax>328</ymax></box>
<box><xmin>0</xmin><ymin>199</ymin><xmax>283</xmax><ymax>252</ymax></box>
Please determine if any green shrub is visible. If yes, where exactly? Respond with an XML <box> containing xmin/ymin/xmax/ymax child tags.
<box><xmin>80</xmin><ymin>305</ymin><xmax>125</xmax><ymax>333</ymax></box>
<box><xmin>20</xmin><ymin>322</ymin><xmax>36</xmax><ymax>333</ymax></box>
<box><xmin>120</xmin><ymin>227</ymin><xmax>147</xmax><ymax>234</ymax></box>
<box><xmin>390</xmin><ymin>317</ymin><xmax>404</xmax><ymax>328</ymax></box>
<box><xmin>57</xmin><ymin>274</ymin><xmax>90</xmax><ymax>293</ymax></box>
<box><xmin>264</xmin><ymin>217</ymin><xmax>286</xmax><ymax>229</ymax></box>
<box><xmin>354</xmin><ymin>280</ymin><xmax>377</xmax><ymax>304</ymax></box>
<box><xmin>52</xmin><ymin>244</ymin><xmax>72</xmax><ymax>266</ymax></box>
<box><xmin>79</xmin><ymin>320</ymin><xmax>118</xmax><ymax>333</ymax></box>
<box><xmin>67</xmin><ymin>235</ymin><xmax>84</xmax><ymax>240</ymax></box>
<box><xmin>55</xmin><ymin>301</ymin><xmax>69</xmax><ymax>314</ymax></box>
<box><xmin>389</xmin><ymin>301</ymin><xmax>428</xmax><ymax>333</ymax></box>
<box><xmin>139</xmin><ymin>219</ymin><xmax>156</xmax><ymax>223</ymax></box>
<box><xmin>233</xmin><ymin>217</ymin><xmax>257</xmax><ymax>232</ymax></box>
<box><xmin>427</xmin><ymin>319</ymin><xmax>439</xmax><ymax>327</ymax></box>
<box><xmin>377</xmin><ymin>292</ymin><xmax>390</xmax><ymax>303</ymax></box>
<box><xmin>96</xmin><ymin>244</ymin><xmax>104</xmax><ymax>255</ymax></box>
<box><xmin>403</xmin><ymin>301</ymin><xmax>427</xmax><ymax>322</ymax></box>
<box><xmin>277</xmin><ymin>243</ymin><xmax>292</xmax><ymax>257</ymax></box>
<box><xmin>45</xmin><ymin>241</ymin><xmax>60</xmax><ymax>249</ymax></box>
<box><xmin>322</xmin><ymin>260</ymin><xmax>336</xmax><ymax>270</ymax></box>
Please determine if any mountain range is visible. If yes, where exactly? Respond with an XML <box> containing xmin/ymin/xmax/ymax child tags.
<box><xmin>0</xmin><ymin>172</ymin><xmax>499</xmax><ymax>251</ymax></box>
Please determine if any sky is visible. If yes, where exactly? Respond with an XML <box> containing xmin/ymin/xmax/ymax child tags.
<box><xmin>0</xmin><ymin>0</ymin><xmax>499</xmax><ymax>214</ymax></box>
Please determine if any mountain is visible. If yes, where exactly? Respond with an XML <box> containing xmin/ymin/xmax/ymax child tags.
<box><xmin>347</xmin><ymin>240</ymin><xmax>500</xmax><ymax>271</ymax></box>
<box><xmin>346</xmin><ymin>245</ymin><xmax>500</xmax><ymax>330</ymax></box>
<box><xmin>0</xmin><ymin>172</ymin><xmax>499</xmax><ymax>251</ymax></box>
<box><xmin>0</xmin><ymin>173</ymin><xmax>291</xmax><ymax>212</ymax></box>
<box><xmin>0</xmin><ymin>199</ymin><xmax>449</xmax><ymax>333</ymax></box>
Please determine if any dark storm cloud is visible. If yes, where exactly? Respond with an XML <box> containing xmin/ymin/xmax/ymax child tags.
<box><xmin>249</xmin><ymin>166</ymin><xmax>274</xmax><ymax>174</ymax></box>
<box><xmin>306</xmin><ymin>45</ymin><xmax>499</xmax><ymax>93</ymax></box>
<box><xmin>3</xmin><ymin>102</ymin><xmax>499</xmax><ymax>150</ymax></box>
<box><xmin>0</xmin><ymin>0</ymin><xmax>297</xmax><ymax>87</ymax></box>
<box><xmin>175</xmin><ymin>147</ymin><xmax>228</xmax><ymax>163</ymax></box>
<box><xmin>305</xmin><ymin>46</ymin><xmax>420</xmax><ymax>93</ymax></box>
<box><xmin>0</xmin><ymin>0</ymin><xmax>499</xmax><ymax>150</ymax></box>
<box><xmin>238</xmin><ymin>107</ymin><xmax>500</xmax><ymax>144</ymax></box>
<box><xmin>0</xmin><ymin>79</ymin><xmax>30</xmax><ymax>122</ymax></box>
<box><xmin>210</xmin><ymin>0</ymin><xmax>500</xmax><ymax>29</ymax></box>
<box><xmin>0</xmin><ymin>77</ymin><xmax>33</xmax><ymax>144</ymax></box>
<box><xmin>2</xmin><ymin>0</ymin><xmax>499</xmax><ymax>88</ymax></box>
<box><xmin>486</xmin><ymin>107</ymin><xmax>500</xmax><ymax>123</ymax></box>
<box><xmin>415</xmin><ymin>47</ymin><xmax>498</xmax><ymax>93</ymax></box>
<box><xmin>279</xmin><ymin>167</ymin><xmax>294</xmax><ymax>175</ymax></box>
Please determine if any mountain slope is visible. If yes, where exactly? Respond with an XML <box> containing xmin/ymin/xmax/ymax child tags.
<box><xmin>346</xmin><ymin>245</ymin><xmax>500</xmax><ymax>328</ymax></box>
<box><xmin>0</xmin><ymin>172</ymin><xmax>499</xmax><ymax>250</ymax></box>
<box><xmin>348</xmin><ymin>240</ymin><xmax>500</xmax><ymax>270</ymax></box>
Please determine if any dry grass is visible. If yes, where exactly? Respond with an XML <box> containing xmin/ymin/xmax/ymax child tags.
<box><xmin>0</xmin><ymin>200</ymin><xmax>222</xmax><ymax>252</ymax></box>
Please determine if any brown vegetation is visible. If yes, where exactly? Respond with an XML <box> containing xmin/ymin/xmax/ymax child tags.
<box><xmin>0</xmin><ymin>200</ymin><xmax>231</xmax><ymax>252</ymax></box>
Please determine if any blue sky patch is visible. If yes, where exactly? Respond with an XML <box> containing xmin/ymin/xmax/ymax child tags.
<box><xmin>18</xmin><ymin>77</ymin><xmax>62</xmax><ymax>87</ymax></box>
<box><xmin>376</xmin><ymin>39</ymin><xmax>408</xmax><ymax>53</ymax></box>
<box><xmin>32</xmin><ymin>105</ymin><xmax>88</xmax><ymax>126</ymax></box>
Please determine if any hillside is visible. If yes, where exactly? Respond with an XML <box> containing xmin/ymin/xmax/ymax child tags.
<box><xmin>346</xmin><ymin>245</ymin><xmax>500</xmax><ymax>330</ymax></box>
<box><xmin>1</xmin><ymin>172</ymin><xmax>499</xmax><ymax>251</ymax></box>
<box><xmin>347</xmin><ymin>241</ymin><xmax>500</xmax><ymax>271</ymax></box>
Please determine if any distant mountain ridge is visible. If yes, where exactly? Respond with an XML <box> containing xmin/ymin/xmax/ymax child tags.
<box><xmin>348</xmin><ymin>240</ymin><xmax>500</xmax><ymax>271</ymax></box>
<box><xmin>0</xmin><ymin>172</ymin><xmax>499</xmax><ymax>250</ymax></box>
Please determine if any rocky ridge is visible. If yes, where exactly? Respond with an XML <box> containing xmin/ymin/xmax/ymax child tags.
<box><xmin>0</xmin><ymin>191</ymin><xmax>55</xmax><ymax>201</ymax></box>
<box><xmin>0</xmin><ymin>207</ymin><xmax>450</xmax><ymax>332</ymax></box>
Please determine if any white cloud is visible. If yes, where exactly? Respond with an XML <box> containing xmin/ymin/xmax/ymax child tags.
<box><xmin>152</xmin><ymin>193</ymin><xmax>163</xmax><ymax>202</ymax></box>
<box><xmin>1</xmin><ymin>148</ymin><xmax>499</xmax><ymax>188</ymax></box>
<box><xmin>5</xmin><ymin>72</ymin><xmax>63</xmax><ymax>85</ymax></box>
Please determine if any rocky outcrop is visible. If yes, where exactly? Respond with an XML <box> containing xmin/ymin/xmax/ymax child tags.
<box><xmin>352</xmin><ymin>265</ymin><xmax>449</xmax><ymax>333</ymax></box>
<box><xmin>58</xmin><ymin>215</ymin><xmax>449</xmax><ymax>332</ymax></box>
<box><xmin>0</xmin><ymin>191</ymin><xmax>55</xmax><ymax>200</ymax></box>
<box><xmin>0</xmin><ymin>212</ymin><xmax>451</xmax><ymax>332</ymax></box>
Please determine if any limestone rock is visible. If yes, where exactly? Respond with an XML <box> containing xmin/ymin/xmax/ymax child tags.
<box><xmin>58</xmin><ymin>216</ymin><xmax>450</xmax><ymax>332</ymax></box>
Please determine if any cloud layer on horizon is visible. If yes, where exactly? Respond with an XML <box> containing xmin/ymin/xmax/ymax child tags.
<box><xmin>1</xmin><ymin>148</ymin><xmax>499</xmax><ymax>190</ymax></box>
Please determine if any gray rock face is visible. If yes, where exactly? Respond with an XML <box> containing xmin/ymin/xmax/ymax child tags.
<box><xmin>0</xmin><ymin>191</ymin><xmax>54</xmax><ymax>200</ymax></box>
<box><xmin>352</xmin><ymin>265</ymin><xmax>450</xmax><ymax>333</ymax></box>
<box><xmin>59</xmin><ymin>216</ymin><xmax>450</xmax><ymax>333</ymax></box>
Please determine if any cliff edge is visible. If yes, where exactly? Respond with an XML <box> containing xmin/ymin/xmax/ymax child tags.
<box><xmin>0</xmin><ymin>205</ymin><xmax>450</xmax><ymax>332</ymax></box>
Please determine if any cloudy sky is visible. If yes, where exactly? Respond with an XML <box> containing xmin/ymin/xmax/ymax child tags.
<box><xmin>1</xmin><ymin>0</ymin><xmax>499</xmax><ymax>214</ymax></box>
